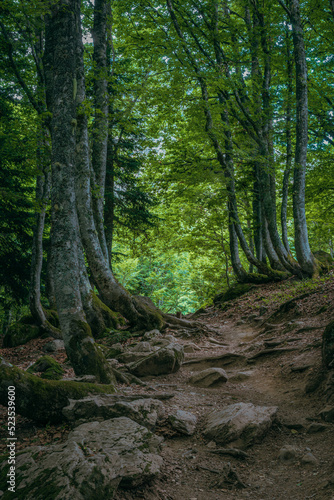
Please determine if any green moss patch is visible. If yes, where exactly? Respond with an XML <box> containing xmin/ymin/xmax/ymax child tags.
<box><xmin>3</xmin><ymin>321</ymin><xmax>40</xmax><ymax>348</ymax></box>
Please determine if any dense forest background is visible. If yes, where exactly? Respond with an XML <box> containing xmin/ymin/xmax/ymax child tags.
<box><xmin>1</xmin><ymin>0</ymin><xmax>334</xmax><ymax>332</ymax></box>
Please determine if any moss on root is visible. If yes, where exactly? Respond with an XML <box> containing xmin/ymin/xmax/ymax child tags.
<box><xmin>132</xmin><ymin>295</ymin><xmax>165</xmax><ymax>330</ymax></box>
<box><xmin>0</xmin><ymin>358</ymin><xmax>115</xmax><ymax>424</ymax></box>
<box><xmin>87</xmin><ymin>292</ymin><xmax>126</xmax><ymax>338</ymax></box>
<box><xmin>213</xmin><ymin>283</ymin><xmax>254</xmax><ymax>304</ymax></box>
<box><xmin>66</xmin><ymin>319</ymin><xmax>115</xmax><ymax>385</ymax></box>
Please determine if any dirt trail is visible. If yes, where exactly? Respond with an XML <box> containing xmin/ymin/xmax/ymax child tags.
<box><xmin>117</xmin><ymin>319</ymin><xmax>334</xmax><ymax>500</ymax></box>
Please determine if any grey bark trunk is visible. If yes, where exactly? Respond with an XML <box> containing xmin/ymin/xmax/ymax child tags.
<box><xmin>104</xmin><ymin>139</ymin><xmax>115</xmax><ymax>269</ymax></box>
<box><xmin>289</xmin><ymin>0</ymin><xmax>318</xmax><ymax>276</ymax></box>
<box><xmin>73</xmin><ymin>0</ymin><xmax>162</xmax><ymax>330</ymax></box>
<box><xmin>46</xmin><ymin>0</ymin><xmax>114</xmax><ymax>384</ymax></box>
<box><xmin>91</xmin><ymin>0</ymin><xmax>109</xmax><ymax>261</ymax></box>
<box><xmin>29</xmin><ymin>125</ymin><xmax>61</xmax><ymax>337</ymax></box>
<box><xmin>281</xmin><ymin>24</ymin><xmax>293</xmax><ymax>253</ymax></box>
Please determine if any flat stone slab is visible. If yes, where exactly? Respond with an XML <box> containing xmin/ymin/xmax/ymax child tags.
<box><xmin>0</xmin><ymin>418</ymin><xmax>163</xmax><ymax>500</ymax></box>
<box><xmin>188</xmin><ymin>368</ymin><xmax>228</xmax><ymax>387</ymax></box>
<box><xmin>203</xmin><ymin>402</ymin><xmax>278</xmax><ymax>448</ymax></box>
<box><xmin>62</xmin><ymin>395</ymin><xmax>165</xmax><ymax>429</ymax></box>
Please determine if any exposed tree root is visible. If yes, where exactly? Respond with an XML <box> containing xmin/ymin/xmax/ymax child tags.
<box><xmin>0</xmin><ymin>356</ymin><xmax>116</xmax><ymax>424</ymax></box>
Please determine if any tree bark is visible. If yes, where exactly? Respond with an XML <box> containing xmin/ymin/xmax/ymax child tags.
<box><xmin>74</xmin><ymin>0</ymin><xmax>163</xmax><ymax>330</ymax></box>
<box><xmin>46</xmin><ymin>0</ymin><xmax>114</xmax><ymax>384</ymax></box>
<box><xmin>281</xmin><ymin>24</ymin><xmax>293</xmax><ymax>253</ymax></box>
<box><xmin>91</xmin><ymin>0</ymin><xmax>109</xmax><ymax>261</ymax></box>
<box><xmin>289</xmin><ymin>0</ymin><xmax>318</xmax><ymax>276</ymax></box>
<box><xmin>29</xmin><ymin>124</ymin><xmax>62</xmax><ymax>338</ymax></box>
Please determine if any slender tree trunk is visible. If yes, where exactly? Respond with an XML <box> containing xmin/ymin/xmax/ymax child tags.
<box><xmin>29</xmin><ymin>129</ymin><xmax>50</xmax><ymax>326</ymax></box>
<box><xmin>105</xmin><ymin>140</ymin><xmax>115</xmax><ymax>269</ymax></box>
<box><xmin>289</xmin><ymin>0</ymin><xmax>318</xmax><ymax>276</ymax></box>
<box><xmin>46</xmin><ymin>0</ymin><xmax>114</xmax><ymax>384</ymax></box>
<box><xmin>253</xmin><ymin>163</ymin><xmax>264</xmax><ymax>265</ymax></box>
<box><xmin>91</xmin><ymin>0</ymin><xmax>109</xmax><ymax>261</ymax></box>
<box><xmin>73</xmin><ymin>0</ymin><xmax>163</xmax><ymax>330</ymax></box>
<box><xmin>281</xmin><ymin>23</ymin><xmax>293</xmax><ymax>253</ymax></box>
<box><xmin>29</xmin><ymin>124</ymin><xmax>62</xmax><ymax>338</ymax></box>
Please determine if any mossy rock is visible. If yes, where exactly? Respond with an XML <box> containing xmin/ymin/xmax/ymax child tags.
<box><xmin>314</xmin><ymin>250</ymin><xmax>334</xmax><ymax>271</ymax></box>
<box><xmin>3</xmin><ymin>320</ymin><xmax>40</xmax><ymax>348</ymax></box>
<box><xmin>213</xmin><ymin>284</ymin><xmax>254</xmax><ymax>304</ymax></box>
<box><xmin>27</xmin><ymin>355</ymin><xmax>64</xmax><ymax>381</ymax></box>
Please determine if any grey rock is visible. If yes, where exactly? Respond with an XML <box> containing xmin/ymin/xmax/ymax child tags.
<box><xmin>127</xmin><ymin>343</ymin><xmax>184</xmax><ymax>377</ymax></box>
<box><xmin>279</xmin><ymin>445</ymin><xmax>299</xmax><ymax>461</ymax></box>
<box><xmin>42</xmin><ymin>339</ymin><xmax>65</xmax><ymax>352</ymax></box>
<box><xmin>3</xmin><ymin>418</ymin><xmax>163</xmax><ymax>499</ymax></box>
<box><xmin>169</xmin><ymin>410</ymin><xmax>197</xmax><ymax>436</ymax></box>
<box><xmin>143</xmin><ymin>329</ymin><xmax>161</xmax><ymax>340</ymax></box>
<box><xmin>62</xmin><ymin>395</ymin><xmax>165</xmax><ymax>429</ymax></box>
<box><xmin>203</xmin><ymin>402</ymin><xmax>278</xmax><ymax>448</ymax></box>
<box><xmin>130</xmin><ymin>341</ymin><xmax>153</xmax><ymax>353</ymax></box>
<box><xmin>189</xmin><ymin>368</ymin><xmax>228</xmax><ymax>388</ymax></box>
<box><xmin>117</xmin><ymin>352</ymin><xmax>152</xmax><ymax>364</ymax></box>
<box><xmin>301</xmin><ymin>452</ymin><xmax>319</xmax><ymax>465</ymax></box>
<box><xmin>229</xmin><ymin>371</ymin><xmax>253</xmax><ymax>382</ymax></box>
<box><xmin>150</xmin><ymin>338</ymin><xmax>171</xmax><ymax>348</ymax></box>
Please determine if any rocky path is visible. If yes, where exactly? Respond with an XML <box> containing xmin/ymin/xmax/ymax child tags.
<box><xmin>117</xmin><ymin>320</ymin><xmax>334</xmax><ymax>500</ymax></box>
<box><xmin>1</xmin><ymin>311</ymin><xmax>333</xmax><ymax>500</ymax></box>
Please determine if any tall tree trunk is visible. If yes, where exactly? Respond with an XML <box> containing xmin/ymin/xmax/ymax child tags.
<box><xmin>91</xmin><ymin>0</ymin><xmax>109</xmax><ymax>261</ymax></box>
<box><xmin>281</xmin><ymin>23</ymin><xmax>293</xmax><ymax>253</ymax></box>
<box><xmin>74</xmin><ymin>0</ymin><xmax>163</xmax><ymax>330</ymax></box>
<box><xmin>46</xmin><ymin>0</ymin><xmax>114</xmax><ymax>384</ymax></box>
<box><xmin>105</xmin><ymin>139</ymin><xmax>115</xmax><ymax>269</ymax></box>
<box><xmin>289</xmin><ymin>0</ymin><xmax>318</xmax><ymax>276</ymax></box>
<box><xmin>253</xmin><ymin>163</ymin><xmax>265</xmax><ymax>265</ymax></box>
<box><xmin>29</xmin><ymin>127</ymin><xmax>50</xmax><ymax>326</ymax></box>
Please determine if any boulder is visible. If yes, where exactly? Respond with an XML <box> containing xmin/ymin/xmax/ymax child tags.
<box><xmin>43</xmin><ymin>340</ymin><xmax>65</xmax><ymax>352</ymax></box>
<box><xmin>27</xmin><ymin>355</ymin><xmax>64</xmax><ymax>380</ymax></box>
<box><xmin>0</xmin><ymin>418</ymin><xmax>163</xmax><ymax>499</ymax></box>
<box><xmin>127</xmin><ymin>343</ymin><xmax>184</xmax><ymax>377</ymax></box>
<box><xmin>130</xmin><ymin>341</ymin><xmax>153</xmax><ymax>353</ymax></box>
<box><xmin>62</xmin><ymin>395</ymin><xmax>165</xmax><ymax>429</ymax></box>
<box><xmin>168</xmin><ymin>410</ymin><xmax>197</xmax><ymax>436</ymax></box>
<box><xmin>278</xmin><ymin>445</ymin><xmax>299</xmax><ymax>461</ymax></box>
<box><xmin>188</xmin><ymin>368</ymin><xmax>228</xmax><ymax>388</ymax></box>
<box><xmin>143</xmin><ymin>329</ymin><xmax>161</xmax><ymax>340</ymax></box>
<box><xmin>203</xmin><ymin>402</ymin><xmax>278</xmax><ymax>448</ymax></box>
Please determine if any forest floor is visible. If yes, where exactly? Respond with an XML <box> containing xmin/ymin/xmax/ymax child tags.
<box><xmin>1</xmin><ymin>275</ymin><xmax>334</xmax><ymax>500</ymax></box>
